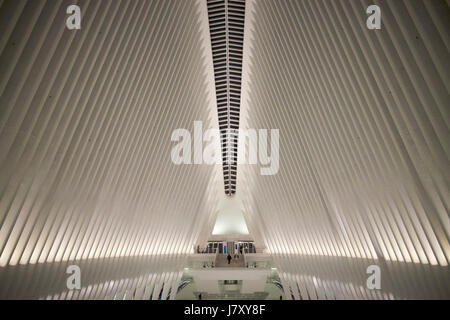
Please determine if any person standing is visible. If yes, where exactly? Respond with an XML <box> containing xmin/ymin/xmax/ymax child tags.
<box><xmin>227</xmin><ymin>253</ymin><xmax>232</xmax><ymax>264</ymax></box>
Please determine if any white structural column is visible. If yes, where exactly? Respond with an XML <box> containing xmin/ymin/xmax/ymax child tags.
<box><xmin>238</xmin><ymin>0</ymin><xmax>449</xmax><ymax>299</ymax></box>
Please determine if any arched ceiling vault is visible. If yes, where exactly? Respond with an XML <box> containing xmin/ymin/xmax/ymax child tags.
<box><xmin>0</xmin><ymin>0</ymin><xmax>448</xmax><ymax>300</ymax></box>
<box><xmin>238</xmin><ymin>0</ymin><xmax>449</xmax><ymax>299</ymax></box>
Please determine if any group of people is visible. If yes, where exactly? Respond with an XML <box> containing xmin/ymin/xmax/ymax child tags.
<box><xmin>196</xmin><ymin>243</ymin><xmax>254</xmax><ymax>257</ymax></box>
<box><xmin>196</xmin><ymin>245</ymin><xmax>208</xmax><ymax>254</ymax></box>
<box><xmin>226</xmin><ymin>244</ymin><xmax>244</xmax><ymax>264</ymax></box>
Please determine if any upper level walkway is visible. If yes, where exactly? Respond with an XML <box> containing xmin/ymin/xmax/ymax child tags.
<box><xmin>215</xmin><ymin>253</ymin><xmax>245</xmax><ymax>268</ymax></box>
<box><xmin>186</xmin><ymin>252</ymin><xmax>273</xmax><ymax>270</ymax></box>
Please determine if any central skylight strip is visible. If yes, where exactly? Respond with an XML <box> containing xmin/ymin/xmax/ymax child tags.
<box><xmin>207</xmin><ymin>0</ymin><xmax>245</xmax><ymax>196</ymax></box>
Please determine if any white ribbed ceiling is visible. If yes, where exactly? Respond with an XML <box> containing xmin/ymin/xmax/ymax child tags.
<box><xmin>0</xmin><ymin>0</ymin><xmax>223</xmax><ymax>299</ymax></box>
<box><xmin>0</xmin><ymin>0</ymin><xmax>449</xmax><ymax>300</ymax></box>
<box><xmin>238</xmin><ymin>0</ymin><xmax>449</xmax><ymax>299</ymax></box>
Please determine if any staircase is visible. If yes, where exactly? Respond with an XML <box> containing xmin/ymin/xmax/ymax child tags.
<box><xmin>215</xmin><ymin>254</ymin><xmax>245</xmax><ymax>268</ymax></box>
